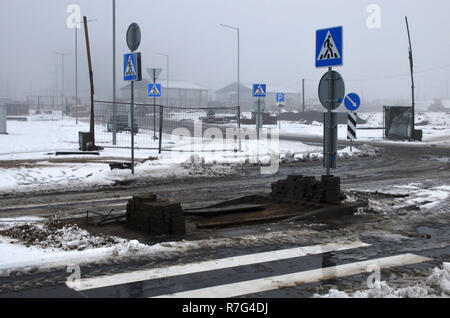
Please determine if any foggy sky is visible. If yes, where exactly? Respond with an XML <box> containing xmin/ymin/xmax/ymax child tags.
<box><xmin>1</xmin><ymin>0</ymin><xmax>449</xmax><ymax>103</ymax></box>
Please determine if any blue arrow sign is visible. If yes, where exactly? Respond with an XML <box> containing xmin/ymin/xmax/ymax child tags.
<box><xmin>148</xmin><ymin>84</ymin><xmax>162</xmax><ymax>97</ymax></box>
<box><xmin>253</xmin><ymin>84</ymin><xmax>267</xmax><ymax>97</ymax></box>
<box><xmin>276</xmin><ymin>93</ymin><xmax>285</xmax><ymax>103</ymax></box>
<box><xmin>344</xmin><ymin>93</ymin><xmax>361</xmax><ymax>112</ymax></box>
<box><xmin>123</xmin><ymin>53</ymin><xmax>139</xmax><ymax>81</ymax></box>
<box><xmin>316</xmin><ymin>26</ymin><xmax>343</xmax><ymax>68</ymax></box>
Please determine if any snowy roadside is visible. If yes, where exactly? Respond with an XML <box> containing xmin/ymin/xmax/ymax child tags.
<box><xmin>345</xmin><ymin>183</ymin><xmax>450</xmax><ymax>215</ymax></box>
<box><xmin>272</xmin><ymin>111</ymin><xmax>450</xmax><ymax>145</ymax></box>
<box><xmin>314</xmin><ymin>262</ymin><xmax>450</xmax><ymax>298</ymax></box>
<box><xmin>0</xmin><ymin>143</ymin><xmax>380</xmax><ymax>196</ymax></box>
<box><xmin>0</xmin><ymin>216</ymin><xmax>317</xmax><ymax>277</ymax></box>
<box><xmin>0</xmin><ymin>116</ymin><xmax>381</xmax><ymax>195</ymax></box>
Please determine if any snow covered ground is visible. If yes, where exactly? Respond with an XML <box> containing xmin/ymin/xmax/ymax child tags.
<box><xmin>263</xmin><ymin>111</ymin><xmax>450</xmax><ymax>144</ymax></box>
<box><xmin>314</xmin><ymin>262</ymin><xmax>450</xmax><ymax>298</ymax></box>
<box><xmin>0</xmin><ymin>216</ymin><xmax>315</xmax><ymax>277</ymax></box>
<box><xmin>346</xmin><ymin>183</ymin><xmax>450</xmax><ymax>215</ymax></box>
<box><xmin>0</xmin><ymin>115</ymin><xmax>325</xmax><ymax>194</ymax></box>
<box><xmin>0</xmin><ymin>112</ymin><xmax>447</xmax><ymax>195</ymax></box>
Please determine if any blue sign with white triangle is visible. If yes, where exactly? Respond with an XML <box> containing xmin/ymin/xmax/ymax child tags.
<box><xmin>148</xmin><ymin>84</ymin><xmax>162</xmax><ymax>97</ymax></box>
<box><xmin>124</xmin><ymin>53</ymin><xmax>139</xmax><ymax>81</ymax></box>
<box><xmin>253</xmin><ymin>84</ymin><xmax>266</xmax><ymax>97</ymax></box>
<box><xmin>316</xmin><ymin>26</ymin><xmax>343</xmax><ymax>68</ymax></box>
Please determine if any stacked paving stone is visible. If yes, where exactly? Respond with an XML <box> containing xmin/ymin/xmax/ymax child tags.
<box><xmin>271</xmin><ymin>175</ymin><xmax>343</xmax><ymax>204</ymax></box>
<box><xmin>126</xmin><ymin>194</ymin><xmax>185</xmax><ymax>235</ymax></box>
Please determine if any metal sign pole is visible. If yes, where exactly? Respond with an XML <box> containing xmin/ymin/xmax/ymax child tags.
<box><xmin>113</xmin><ymin>0</ymin><xmax>117</xmax><ymax>146</ymax></box>
<box><xmin>257</xmin><ymin>97</ymin><xmax>261</xmax><ymax>140</ymax></box>
<box><xmin>153</xmin><ymin>71</ymin><xmax>157</xmax><ymax>140</ymax></box>
<box><xmin>350</xmin><ymin>129</ymin><xmax>353</xmax><ymax>153</ymax></box>
<box><xmin>327</xmin><ymin>67</ymin><xmax>333</xmax><ymax>176</ymax></box>
<box><xmin>130</xmin><ymin>81</ymin><xmax>135</xmax><ymax>174</ymax></box>
<box><xmin>279</xmin><ymin>105</ymin><xmax>281</xmax><ymax>130</ymax></box>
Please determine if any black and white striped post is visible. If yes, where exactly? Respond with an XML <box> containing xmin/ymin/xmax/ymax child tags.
<box><xmin>347</xmin><ymin>111</ymin><xmax>357</xmax><ymax>152</ymax></box>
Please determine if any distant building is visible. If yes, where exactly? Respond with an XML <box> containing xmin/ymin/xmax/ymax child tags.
<box><xmin>215</xmin><ymin>82</ymin><xmax>301</xmax><ymax>112</ymax></box>
<box><xmin>6</xmin><ymin>103</ymin><xmax>30</xmax><ymax>116</ymax></box>
<box><xmin>120</xmin><ymin>79</ymin><xmax>208</xmax><ymax>107</ymax></box>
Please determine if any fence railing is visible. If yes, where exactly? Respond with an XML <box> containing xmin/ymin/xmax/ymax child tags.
<box><xmin>93</xmin><ymin>101</ymin><xmax>240</xmax><ymax>151</ymax></box>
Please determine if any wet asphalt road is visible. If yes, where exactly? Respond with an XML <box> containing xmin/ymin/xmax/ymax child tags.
<box><xmin>0</xmin><ymin>142</ymin><xmax>448</xmax><ymax>298</ymax></box>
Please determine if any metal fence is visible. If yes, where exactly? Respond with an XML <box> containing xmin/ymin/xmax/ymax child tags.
<box><xmin>93</xmin><ymin>101</ymin><xmax>240</xmax><ymax>151</ymax></box>
<box><xmin>26</xmin><ymin>95</ymin><xmax>91</xmax><ymax>117</ymax></box>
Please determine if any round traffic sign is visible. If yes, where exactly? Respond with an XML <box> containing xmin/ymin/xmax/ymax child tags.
<box><xmin>318</xmin><ymin>70</ymin><xmax>345</xmax><ymax>110</ymax></box>
<box><xmin>344</xmin><ymin>93</ymin><xmax>361</xmax><ymax>112</ymax></box>
<box><xmin>126</xmin><ymin>23</ymin><xmax>141</xmax><ymax>52</ymax></box>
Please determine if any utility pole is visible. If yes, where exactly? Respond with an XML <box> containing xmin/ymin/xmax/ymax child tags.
<box><xmin>54</xmin><ymin>52</ymin><xmax>69</xmax><ymax>119</ymax></box>
<box><xmin>405</xmin><ymin>16</ymin><xmax>415</xmax><ymax>140</ymax></box>
<box><xmin>83</xmin><ymin>16</ymin><xmax>96</xmax><ymax>150</ymax></box>
<box><xmin>157</xmin><ymin>53</ymin><xmax>169</xmax><ymax>107</ymax></box>
<box><xmin>54</xmin><ymin>65</ymin><xmax>58</xmax><ymax>101</ymax></box>
<box><xmin>302</xmin><ymin>78</ymin><xmax>305</xmax><ymax>113</ymax></box>
<box><xmin>220</xmin><ymin>23</ymin><xmax>241</xmax><ymax>151</ymax></box>
<box><xmin>75</xmin><ymin>18</ymin><xmax>96</xmax><ymax>125</ymax></box>
<box><xmin>220</xmin><ymin>24</ymin><xmax>240</xmax><ymax>119</ymax></box>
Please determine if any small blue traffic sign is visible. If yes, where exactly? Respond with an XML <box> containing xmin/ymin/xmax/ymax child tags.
<box><xmin>316</xmin><ymin>26</ymin><xmax>343</xmax><ymax>68</ymax></box>
<box><xmin>276</xmin><ymin>93</ymin><xmax>285</xmax><ymax>103</ymax></box>
<box><xmin>148</xmin><ymin>84</ymin><xmax>162</xmax><ymax>97</ymax></box>
<box><xmin>124</xmin><ymin>53</ymin><xmax>139</xmax><ymax>81</ymax></box>
<box><xmin>344</xmin><ymin>93</ymin><xmax>361</xmax><ymax>112</ymax></box>
<box><xmin>253</xmin><ymin>84</ymin><xmax>266</xmax><ymax>97</ymax></box>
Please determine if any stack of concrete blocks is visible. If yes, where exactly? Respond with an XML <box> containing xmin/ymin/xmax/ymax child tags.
<box><xmin>271</xmin><ymin>175</ymin><xmax>342</xmax><ymax>204</ymax></box>
<box><xmin>126</xmin><ymin>194</ymin><xmax>185</xmax><ymax>235</ymax></box>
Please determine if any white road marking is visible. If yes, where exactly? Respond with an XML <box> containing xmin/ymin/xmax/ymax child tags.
<box><xmin>67</xmin><ymin>241</ymin><xmax>370</xmax><ymax>291</ymax></box>
<box><xmin>155</xmin><ymin>253</ymin><xmax>431</xmax><ymax>298</ymax></box>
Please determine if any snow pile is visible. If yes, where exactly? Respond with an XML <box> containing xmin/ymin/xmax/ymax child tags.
<box><xmin>281</xmin><ymin>144</ymin><xmax>381</xmax><ymax>163</ymax></box>
<box><xmin>0</xmin><ymin>220</ymin><xmax>121</xmax><ymax>251</ymax></box>
<box><xmin>314</xmin><ymin>263</ymin><xmax>450</xmax><ymax>298</ymax></box>
<box><xmin>181</xmin><ymin>155</ymin><xmax>241</xmax><ymax>177</ymax></box>
<box><xmin>348</xmin><ymin>183</ymin><xmax>450</xmax><ymax>214</ymax></box>
<box><xmin>111</xmin><ymin>240</ymin><xmax>150</xmax><ymax>257</ymax></box>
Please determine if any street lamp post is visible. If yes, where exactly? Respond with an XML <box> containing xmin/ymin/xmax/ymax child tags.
<box><xmin>54</xmin><ymin>52</ymin><xmax>69</xmax><ymax>120</ymax></box>
<box><xmin>157</xmin><ymin>53</ymin><xmax>169</xmax><ymax>107</ymax></box>
<box><xmin>220</xmin><ymin>24</ymin><xmax>241</xmax><ymax>150</ymax></box>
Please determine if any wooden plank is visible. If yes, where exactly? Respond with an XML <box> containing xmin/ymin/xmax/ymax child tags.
<box><xmin>184</xmin><ymin>204</ymin><xmax>266</xmax><ymax>216</ymax></box>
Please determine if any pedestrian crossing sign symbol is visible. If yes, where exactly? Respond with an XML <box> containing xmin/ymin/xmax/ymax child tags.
<box><xmin>148</xmin><ymin>84</ymin><xmax>162</xmax><ymax>97</ymax></box>
<box><xmin>253</xmin><ymin>84</ymin><xmax>266</xmax><ymax>97</ymax></box>
<box><xmin>316</xmin><ymin>26</ymin><xmax>343</xmax><ymax>68</ymax></box>
<box><xmin>123</xmin><ymin>52</ymin><xmax>142</xmax><ymax>81</ymax></box>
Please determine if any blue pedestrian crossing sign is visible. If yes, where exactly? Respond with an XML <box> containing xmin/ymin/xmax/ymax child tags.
<box><xmin>123</xmin><ymin>53</ymin><xmax>142</xmax><ymax>81</ymax></box>
<box><xmin>316</xmin><ymin>26</ymin><xmax>343</xmax><ymax>68</ymax></box>
<box><xmin>344</xmin><ymin>93</ymin><xmax>361</xmax><ymax>112</ymax></box>
<box><xmin>148</xmin><ymin>84</ymin><xmax>162</xmax><ymax>97</ymax></box>
<box><xmin>253</xmin><ymin>84</ymin><xmax>266</xmax><ymax>97</ymax></box>
<box><xmin>276</xmin><ymin>93</ymin><xmax>285</xmax><ymax>104</ymax></box>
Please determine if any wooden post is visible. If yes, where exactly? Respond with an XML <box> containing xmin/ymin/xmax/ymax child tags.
<box><xmin>83</xmin><ymin>16</ymin><xmax>96</xmax><ymax>149</ymax></box>
<box><xmin>405</xmin><ymin>16</ymin><xmax>415</xmax><ymax>140</ymax></box>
